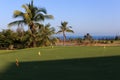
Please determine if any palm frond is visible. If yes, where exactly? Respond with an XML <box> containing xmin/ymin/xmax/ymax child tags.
<box><xmin>24</xmin><ymin>13</ymin><xmax>31</xmax><ymax>23</ymax></box>
<box><xmin>8</xmin><ymin>20</ymin><xmax>26</xmax><ymax>27</ymax></box>
<box><xmin>22</xmin><ymin>5</ymin><xmax>32</xmax><ymax>18</ymax></box>
<box><xmin>69</xmin><ymin>26</ymin><xmax>72</xmax><ymax>28</ymax></box>
<box><xmin>56</xmin><ymin>30</ymin><xmax>63</xmax><ymax>34</ymax></box>
<box><xmin>37</xmin><ymin>8</ymin><xmax>47</xmax><ymax>14</ymax></box>
<box><xmin>44</xmin><ymin>15</ymin><xmax>54</xmax><ymax>19</ymax></box>
<box><xmin>61</xmin><ymin>21</ymin><xmax>68</xmax><ymax>27</ymax></box>
<box><xmin>66</xmin><ymin>29</ymin><xmax>74</xmax><ymax>33</ymax></box>
<box><xmin>45</xmin><ymin>23</ymin><xmax>51</xmax><ymax>28</ymax></box>
<box><xmin>50</xmin><ymin>27</ymin><xmax>55</xmax><ymax>34</ymax></box>
<box><xmin>34</xmin><ymin>13</ymin><xmax>45</xmax><ymax>21</ymax></box>
<box><xmin>13</xmin><ymin>10</ymin><xmax>24</xmax><ymax>18</ymax></box>
<box><xmin>34</xmin><ymin>23</ymin><xmax>44</xmax><ymax>29</ymax></box>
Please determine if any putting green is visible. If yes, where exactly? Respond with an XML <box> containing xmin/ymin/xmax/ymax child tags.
<box><xmin>0</xmin><ymin>46</ymin><xmax>120</xmax><ymax>80</ymax></box>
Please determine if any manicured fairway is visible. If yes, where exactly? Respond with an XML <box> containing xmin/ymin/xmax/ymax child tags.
<box><xmin>0</xmin><ymin>46</ymin><xmax>120</xmax><ymax>80</ymax></box>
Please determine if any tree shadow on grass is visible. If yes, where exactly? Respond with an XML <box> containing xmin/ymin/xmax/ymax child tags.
<box><xmin>0</xmin><ymin>56</ymin><xmax>120</xmax><ymax>80</ymax></box>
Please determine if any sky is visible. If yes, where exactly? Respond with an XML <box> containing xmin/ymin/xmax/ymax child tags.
<box><xmin>0</xmin><ymin>0</ymin><xmax>120</xmax><ymax>36</ymax></box>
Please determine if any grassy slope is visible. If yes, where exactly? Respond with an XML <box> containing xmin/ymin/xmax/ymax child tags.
<box><xmin>0</xmin><ymin>46</ymin><xmax>120</xmax><ymax>80</ymax></box>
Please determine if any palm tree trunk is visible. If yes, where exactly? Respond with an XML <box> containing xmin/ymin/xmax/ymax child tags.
<box><xmin>63</xmin><ymin>32</ymin><xmax>66</xmax><ymax>46</ymax></box>
<box><xmin>30</xmin><ymin>22</ymin><xmax>36</xmax><ymax>47</ymax></box>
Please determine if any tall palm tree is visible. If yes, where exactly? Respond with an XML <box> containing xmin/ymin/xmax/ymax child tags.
<box><xmin>8</xmin><ymin>0</ymin><xmax>53</xmax><ymax>47</ymax></box>
<box><xmin>57</xmin><ymin>21</ymin><xmax>74</xmax><ymax>45</ymax></box>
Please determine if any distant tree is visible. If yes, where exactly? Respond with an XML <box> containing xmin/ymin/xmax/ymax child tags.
<box><xmin>83</xmin><ymin>33</ymin><xmax>93</xmax><ymax>41</ymax></box>
<box><xmin>0</xmin><ymin>29</ymin><xmax>17</xmax><ymax>49</ymax></box>
<box><xmin>38</xmin><ymin>23</ymin><xmax>56</xmax><ymax>46</ymax></box>
<box><xmin>8</xmin><ymin>0</ymin><xmax>53</xmax><ymax>47</ymax></box>
<box><xmin>115</xmin><ymin>35</ymin><xmax>120</xmax><ymax>40</ymax></box>
<box><xmin>57</xmin><ymin>21</ymin><xmax>74</xmax><ymax>45</ymax></box>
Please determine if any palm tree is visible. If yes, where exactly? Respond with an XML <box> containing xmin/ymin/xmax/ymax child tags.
<box><xmin>39</xmin><ymin>23</ymin><xmax>56</xmax><ymax>46</ymax></box>
<box><xmin>57</xmin><ymin>21</ymin><xmax>74</xmax><ymax>45</ymax></box>
<box><xmin>8</xmin><ymin>0</ymin><xmax>53</xmax><ymax>47</ymax></box>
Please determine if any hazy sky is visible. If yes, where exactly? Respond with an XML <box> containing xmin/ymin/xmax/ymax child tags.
<box><xmin>0</xmin><ymin>0</ymin><xmax>120</xmax><ymax>36</ymax></box>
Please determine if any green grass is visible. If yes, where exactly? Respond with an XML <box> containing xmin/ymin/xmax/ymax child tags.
<box><xmin>0</xmin><ymin>46</ymin><xmax>120</xmax><ymax>80</ymax></box>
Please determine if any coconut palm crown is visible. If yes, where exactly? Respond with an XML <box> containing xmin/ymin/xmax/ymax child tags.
<box><xmin>8</xmin><ymin>0</ymin><xmax>53</xmax><ymax>33</ymax></box>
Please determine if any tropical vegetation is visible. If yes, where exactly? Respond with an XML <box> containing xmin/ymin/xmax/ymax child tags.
<box><xmin>0</xmin><ymin>0</ymin><xmax>119</xmax><ymax>50</ymax></box>
<box><xmin>8</xmin><ymin>0</ymin><xmax>53</xmax><ymax>47</ymax></box>
<box><xmin>57</xmin><ymin>21</ymin><xmax>74</xmax><ymax>45</ymax></box>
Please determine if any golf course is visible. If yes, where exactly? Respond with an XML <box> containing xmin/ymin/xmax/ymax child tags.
<box><xmin>0</xmin><ymin>1</ymin><xmax>120</xmax><ymax>80</ymax></box>
<box><xmin>0</xmin><ymin>46</ymin><xmax>120</xmax><ymax>80</ymax></box>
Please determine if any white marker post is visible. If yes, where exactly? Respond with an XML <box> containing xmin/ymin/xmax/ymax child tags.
<box><xmin>104</xmin><ymin>46</ymin><xmax>106</xmax><ymax>49</ymax></box>
<box><xmin>38</xmin><ymin>51</ymin><xmax>41</xmax><ymax>56</ymax></box>
<box><xmin>16</xmin><ymin>58</ymin><xmax>19</xmax><ymax>67</ymax></box>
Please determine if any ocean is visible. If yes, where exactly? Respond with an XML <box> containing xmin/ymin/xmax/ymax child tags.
<box><xmin>56</xmin><ymin>35</ymin><xmax>115</xmax><ymax>40</ymax></box>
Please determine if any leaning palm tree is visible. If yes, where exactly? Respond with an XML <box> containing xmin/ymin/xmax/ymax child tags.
<box><xmin>57</xmin><ymin>21</ymin><xmax>74</xmax><ymax>45</ymax></box>
<box><xmin>8</xmin><ymin>0</ymin><xmax>53</xmax><ymax>47</ymax></box>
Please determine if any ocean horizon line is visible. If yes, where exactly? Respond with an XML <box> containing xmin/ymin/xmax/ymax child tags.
<box><xmin>54</xmin><ymin>35</ymin><xmax>116</xmax><ymax>40</ymax></box>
